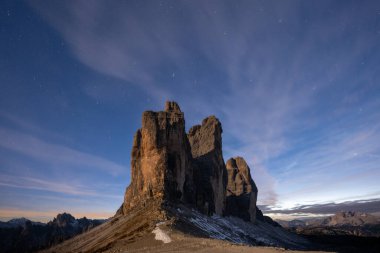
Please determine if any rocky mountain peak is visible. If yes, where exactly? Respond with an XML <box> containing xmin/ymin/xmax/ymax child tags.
<box><xmin>188</xmin><ymin>115</ymin><xmax>222</xmax><ymax>157</ymax></box>
<box><xmin>164</xmin><ymin>101</ymin><xmax>182</xmax><ymax>113</ymax></box>
<box><xmin>226</xmin><ymin>157</ymin><xmax>258</xmax><ymax>195</ymax></box>
<box><xmin>225</xmin><ymin>157</ymin><xmax>258</xmax><ymax>222</ymax></box>
<box><xmin>188</xmin><ymin>115</ymin><xmax>226</xmax><ymax>215</ymax></box>
<box><xmin>122</xmin><ymin>101</ymin><xmax>257</xmax><ymax>220</ymax></box>
<box><xmin>123</xmin><ymin>101</ymin><xmax>194</xmax><ymax>214</ymax></box>
<box><xmin>326</xmin><ymin>211</ymin><xmax>380</xmax><ymax>226</ymax></box>
<box><xmin>51</xmin><ymin>213</ymin><xmax>77</xmax><ymax>227</ymax></box>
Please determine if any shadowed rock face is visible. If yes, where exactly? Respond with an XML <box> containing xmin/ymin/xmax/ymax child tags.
<box><xmin>122</xmin><ymin>101</ymin><xmax>256</xmax><ymax>221</ymax></box>
<box><xmin>225</xmin><ymin>157</ymin><xmax>258</xmax><ymax>222</ymax></box>
<box><xmin>188</xmin><ymin>116</ymin><xmax>227</xmax><ymax>216</ymax></box>
<box><xmin>123</xmin><ymin>102</ymin><xmax>195</xmax><ymax>214</ymax></box>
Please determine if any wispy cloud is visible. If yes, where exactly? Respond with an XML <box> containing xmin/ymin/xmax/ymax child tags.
<box><xmin>262</xmin><ymin>198</ymin><xmax>380</xmax><ymax>220</ymax></box>
<box><xmin>30</xmin><ymin>0</ymin><xmax>177</xmax><ymax>103</ymax></box>
<box><xmin>0</xmin><ymin>111</ymin><xmax>75</xmax><ymax>144</ymax></box>
<box><xmin>0</xmin><ymin>126</ymin><xmax>125</xmax><ymax>175</ymax></box>
<box><xmin>0</xmin><ymin>173</ymin><xmax>122</xmax><ymax>199</ymax></box>
<box><xmin>28</xmin><ymin>0</ymin><xmax>380</xmax><ymax>208</ymax></box>
<box><xmin>268</xmin><ymin>108</ymin><xmax>380</xmax><ymax>208</ymax></box>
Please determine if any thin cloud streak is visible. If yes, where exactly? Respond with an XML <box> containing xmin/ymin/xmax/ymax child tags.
<box><xmin>270</xmin><ymin>107</ymin><xmax>380</xmax><ymax>208</ymax></box>
<box><xmin>0</xmin><ymin>126</ymin><xmax>125</xmax><ymax>176</ymax></box>
<box><xmin>30</xmin><ymin>0</ymin><xmax>174</xmax><ymax>104</ymax></box>
<box><xmin>0</xmin><ymin>173</ymin><xmax>122</xmax><ymax>199</ymax></box>
<box><xmin>262</xmin><ymin>198</ymin><xmax>380</xmax><ymax>217</ymax></box>
<box><xmin>0</xmin><ymin>111</ymin><xmax>70</xmax><ymax>143</ymax></box>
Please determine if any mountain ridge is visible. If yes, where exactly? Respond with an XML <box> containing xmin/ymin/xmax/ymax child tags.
<box><xmin>0</xmin><ymin>213</ymin><xmax>105</xmax><ymax>253</ymax></box>
<box><xmin>277</xmin><ymin>211</ymin><xmax>380</xmax><ymax>237</ymax></box>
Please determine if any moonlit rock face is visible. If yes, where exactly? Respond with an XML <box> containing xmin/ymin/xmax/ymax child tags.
<box><xmin>225</xmin><ymin>157</ymin><xmax>258</xmax><ymax>222</ymax></box>
<box><xmin>123</xmin><ymin>101</ymin><xmax>195</xmax><ymax>214</ymax></box>
<box><xmin>188</xmin><ymin>116</ymin><xmax>227</xmax><ymax>216</ymax></box>
<box><xmin>122</xmin><ymin>101</ymin><xmax>231</xmax><ymax>216</ymax></box>
<box><xmin>122</xmin><ymin>102</ymin><xmax>258</xmax><ymax>224</ymax></box>
<box><xmin>164</xmin><ymin>101</ymin><xmax>182</xmax><ymax>113</ymax></box>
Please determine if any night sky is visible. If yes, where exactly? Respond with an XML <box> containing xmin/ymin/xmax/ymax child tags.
<box><xmin>1</xmin><ymin>0</ymin><xmax>380</xmax><ymax>221</ymax></box>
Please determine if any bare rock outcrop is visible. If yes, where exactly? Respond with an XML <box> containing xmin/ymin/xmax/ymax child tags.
<box><xmin>122</xmin><ymin>101</ymin><xmax>195</xmax><ymax>214</ymax></box>
<box><xmin>188</xmin><ymin>116</ymin><xmax>227</xmax><ymax>216</ymax></box>
<box><xmin>122</xmin><ymin>101</ymin><xmax>257</xmax><ymax>222</ymax></box>
<box><xmin>225</xmin><ymin>157</ymin><xmax>258</xmax><ymax>222</ymax></box>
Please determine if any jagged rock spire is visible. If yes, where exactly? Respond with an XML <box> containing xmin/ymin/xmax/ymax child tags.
<box><xmin>225</xmin><ymin>157</ymin><xmax>258</xmax><ymax>222</ymax></box>
<box><xmin>165</xmin><ymin>101</ymin><xmax>182</xmax><ymax>113</ymax></box>
<box><xmin>188</xmin><ymin>116</ymin><xmax>227</xmax><ymax>216</ymax></box>
<box><xmin>121</xmin><ymin>101</ymin><xmax>257</xmax><ymax>222</ymax></box>
<box><xmin>122</xmin><ymin>101</ymin><xmax>194</xmax><ymax>214</ymax></box>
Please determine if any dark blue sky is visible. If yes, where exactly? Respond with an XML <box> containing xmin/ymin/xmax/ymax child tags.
<box><xmin>1</xmin><ymin>0</ymin><xmax>380</xmax><ymax>221</ymax></box>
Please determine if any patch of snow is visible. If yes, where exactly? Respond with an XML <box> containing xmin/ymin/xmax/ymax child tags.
<box><xmin>188</xmin><ymin>212</ymin><xmax>245</xmax><ymax>243</ymax></box>
<box><xmin>173</xmin><ymin>204</ymin><xmax>312</xmax><ymax>249</ymax></box>
<box><xmin>152</xmin><ymin>227</ymin><xmax>172</xmax><ymax>243</ymax></box>
<box><xmin>190</xmin><ymin>217</ymin><xmax>224</xmax><ymax>239</ymax></box>
<box><xmin>211</xmin><ymin>215</ymin><xmax>247</xmax><ymax>235</ymax></box>
<box><xmin>155</xmin><ymin>221</ymin><xmax>166</xmax><ymax>226</ymax></box>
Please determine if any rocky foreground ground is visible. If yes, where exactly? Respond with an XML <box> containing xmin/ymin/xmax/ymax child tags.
<box><xmin>41</xmin><ymin>202</ymin><xmax>318</xmax><ymax>253</ymax></box>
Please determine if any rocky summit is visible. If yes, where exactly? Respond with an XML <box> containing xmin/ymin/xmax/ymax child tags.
<box><xmin>122</xmin><ymin>101</ymin><xmax>253</xmax><ymax>219</ymax></box>
<box><xmin>121</xmin><ymin>101</ymin><xmax>195</xmax><ymax>214</ymax></box>
<box><xmin>225</xmin><ymin>157</ymin><xmax>258</xmax><ymax>222</ymax></box>
<box><xmin>188</xmin><ymin>115</ymin><xmax>227</xmax><ymax>216</ymax></box>
<box><xmin>42</xmin><ymin>101</ymin><xmax>312</xmax><ymax>253</ymax></box>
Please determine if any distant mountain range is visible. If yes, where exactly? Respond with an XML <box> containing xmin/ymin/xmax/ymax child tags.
<box><xmin>276</xmin><ymin>211</ymin><xmax>380</xmax><ymax>237</ymax></box>
<box><xmin>0</xmin><ymin>213</ymin><xmax>106</xmax><ymax>253</ymax></box>
<box><xmin>0</xmin><ymin>217</ymin><xmax>45</xmax><ymax>229</ymax></box>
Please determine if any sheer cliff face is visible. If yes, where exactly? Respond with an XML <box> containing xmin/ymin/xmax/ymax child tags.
<box><xmin>122</xmin><ymin>101</ymin><xmax>257</xmax><ymax>221</ymax></box>
<box><xmin>123</xmin><ymin>102</ymin><xmax>194</xmax><ymax>213</ymax></box>
<box><xmin>225</xmin><ymin>157</ymin><xmax>258</xmax><ymax>222</ymax></box>
<box><xmin>188</xmin><ymin>116</ymin><xmax>227</xmax><ymax>216</ymax></box>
